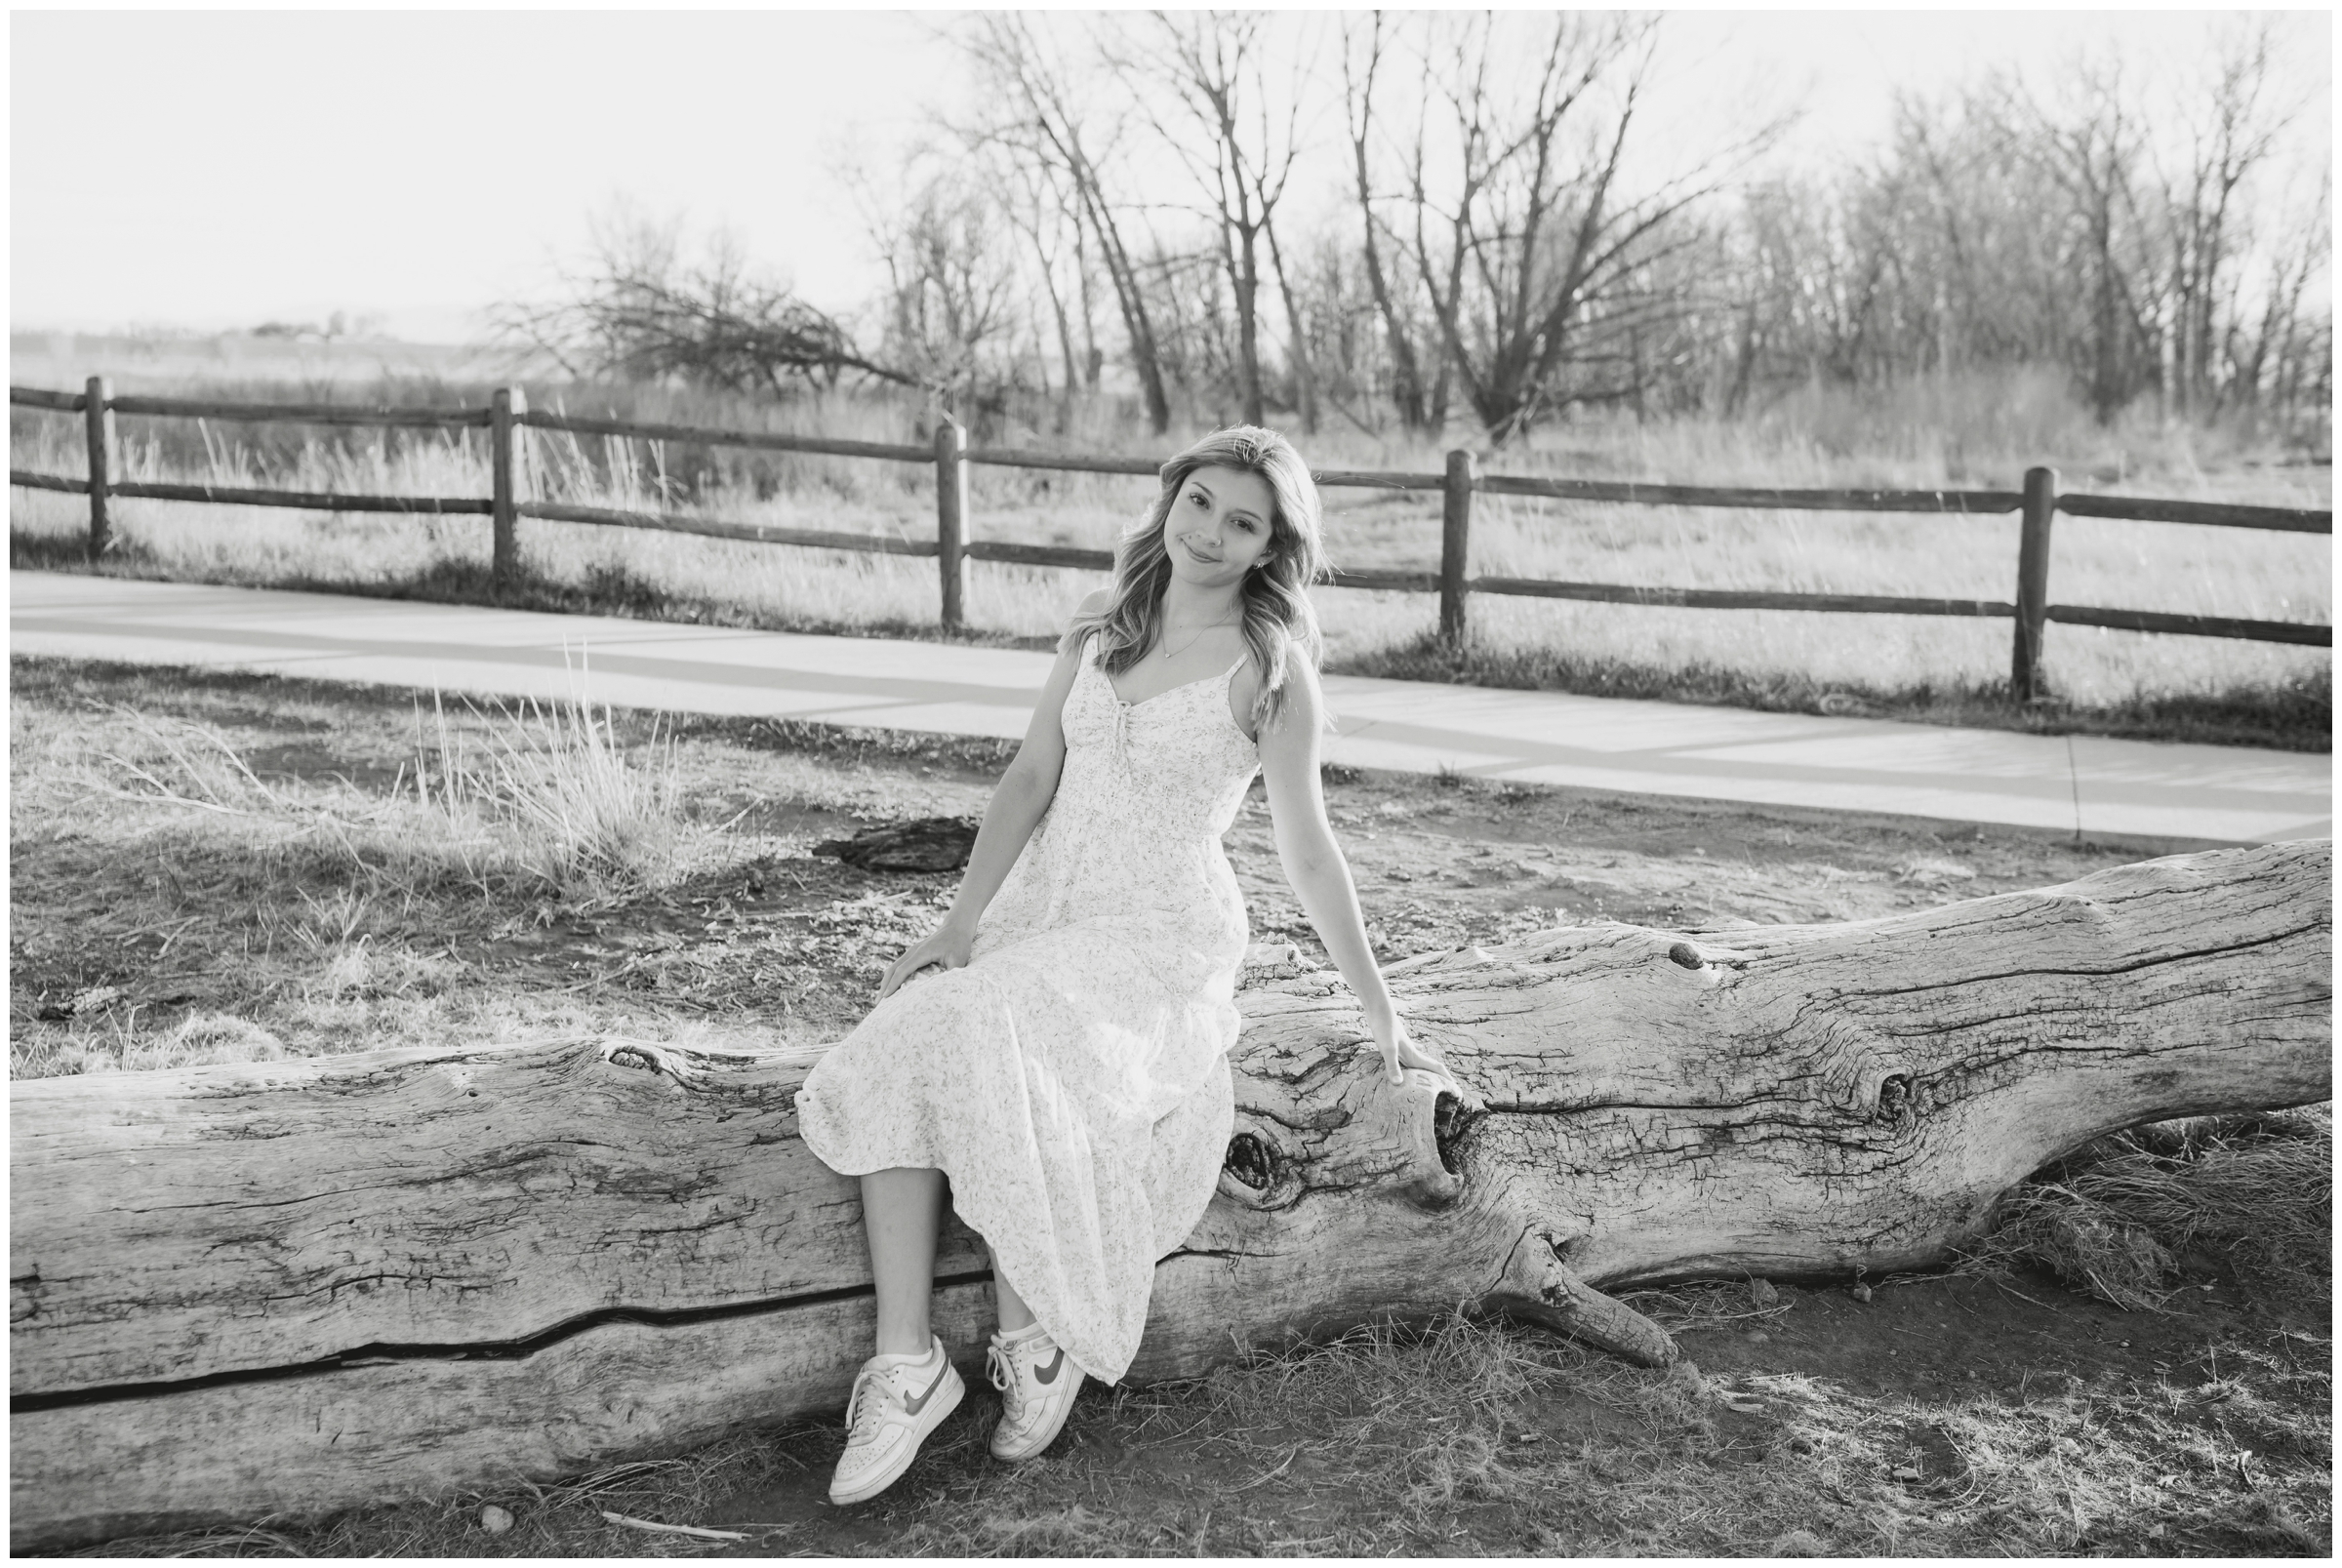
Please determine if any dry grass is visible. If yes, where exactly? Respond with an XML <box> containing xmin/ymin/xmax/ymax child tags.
<box><xmin>402</xmin><ymin>689</ymin><xmax>691</xmax><ymax>900</ymax></box>
<box><xmin>78</xmin><ymin>687</ymin><xmax>697</xmax><ymax>905</ymax></box>
<box><xmin>10</xmin><ymin>359</ymin><xmax>2331</xmax><ymax>742</ymax></box>
<box><xmin>1961</xmin><ymin>1106</ymin><xmax>2333</xmax><ymax>1312</ymax></box>
<box><xmin>8</xmin><ymin>677</ymin><xmax>733</xmax><ymax>1080</ymax></box>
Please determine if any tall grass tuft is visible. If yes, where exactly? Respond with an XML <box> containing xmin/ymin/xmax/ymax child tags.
<box><xmin>1962</xmin><ymin>1106</ymin><xmax>2332</xmax><ymax>1310</ymax></box>
<box><xmin>402</xmin><ymin>684</ymin><xmax>685</xmax><ymax>902</ymax></box>
<box><xmin>91</xmin><ymin>678</ymin><xmax>695</xmax><ymax>905</ymax></box>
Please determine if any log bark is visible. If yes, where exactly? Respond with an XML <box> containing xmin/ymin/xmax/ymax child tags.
<box><xmin>10</xmin><ymin>842</ymin><xmax>2329</xmax><ymax>1550</ymax></box>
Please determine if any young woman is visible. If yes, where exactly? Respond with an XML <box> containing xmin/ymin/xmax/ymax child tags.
<box><xmin>793</xmin><ymin>424</ymin><xmax>1451</xmax><ymax>1507</ymax></box>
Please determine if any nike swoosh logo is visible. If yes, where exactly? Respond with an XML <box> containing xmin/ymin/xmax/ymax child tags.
<box><xmin>1033</xmin><ymin>1348</ymin><xmax>1066</xmax><ymax>1386</ymax></box>
<box><xmin>902</xmin><ymin>1361</ymin><xmax>950</xmax><ymax>1415</ymax></box>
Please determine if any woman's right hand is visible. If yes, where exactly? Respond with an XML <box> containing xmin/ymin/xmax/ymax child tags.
<box><xmin>876</xmin><ymin>920</ymin><xmax>976</xmax><ymax>1000</ymax></box>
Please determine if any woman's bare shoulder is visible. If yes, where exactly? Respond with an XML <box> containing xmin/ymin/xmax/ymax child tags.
<box><xmin>1273</xmin><ymin>641</ymin><xmax>1323</xmax><ymax>706</ymax></box>
<box><xmin>1232</xmin><ymin>632</ymin><xmax>1320</xmax><ymax>736</ymax></box>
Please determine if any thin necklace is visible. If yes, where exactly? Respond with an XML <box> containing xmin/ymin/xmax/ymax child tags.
<box><xmin>1156</xmin><ymin>612</ymin><xmax>1239</xmax><ymax>662</ymax></box>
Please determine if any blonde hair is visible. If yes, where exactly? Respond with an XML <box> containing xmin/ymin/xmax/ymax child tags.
<box><xmin>1071</xmin><ymin>425</ymin><xmax>1330</xmax><ymax>734</ymax></box>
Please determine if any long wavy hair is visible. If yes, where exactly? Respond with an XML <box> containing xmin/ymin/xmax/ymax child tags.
<box><xmin>1071</xmin><ymin>425</ymin><xmax>1330</xmax><ymax>734</ymax></box>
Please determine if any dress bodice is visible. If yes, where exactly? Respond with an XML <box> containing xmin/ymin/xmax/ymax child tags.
<box><xmin>1055</xmin><ymin>634</ymin><xmax>1262</xmax><ymax>843</ymax></box>
<box><xmin>968</xmin><ymin>634</ymin><xmax>1261</xmax><ymax>983</ymax></box>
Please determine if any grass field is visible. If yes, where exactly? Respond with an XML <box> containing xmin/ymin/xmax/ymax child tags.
<box><xmin>14</xmin><ymin>658</ymin><xmax>2330</xmax><ymax>1557</ymax></box>
<box><xmin>9</xmin><ymin>344</ymin><xmax>2331</xmax><ymax>748</ymax></box>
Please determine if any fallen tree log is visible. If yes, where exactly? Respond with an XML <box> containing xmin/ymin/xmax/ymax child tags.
<box><xmin>10</xmin><ymin>841</ymin><xmax>2330</xmax><ymax>1549</ymax></box>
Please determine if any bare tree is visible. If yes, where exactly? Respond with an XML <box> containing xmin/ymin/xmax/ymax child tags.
<box><xmin>1387</xmin><ymin>13</ymin><xmax>1785</xmax><ymax>442</ymax></box>
<box><xmin>2154</xmin><ymin>21</ymin><xmax>2295</xmax><ymax>417</ymax></box>
<box><xmin>1340</xmin><ymin>12</ymin><xmax>1432</xmax><ymax>430</ymax></box>
<box><xmin>513</xmin><ymin>17</ymin><xmax>2324</xmax><ymax>448</ymax></box>
<box><xmin>1138</xmin><ymin>237</ymin><xmax>1239</xmax><ymax>418</ymax></box>
<box><xmin>2009</xmin><ymin>58</ymin><xmax>2162</xmax><ymax>423</ymax></box>
<box><xmin>2236</xmin><ymin>167</ymin><xmax>2331</xmax><ymax>422</ymax></box>
<box><xmin>957</xmin><ymin>15</ymin><xmax>1176</xmax><ymax>434</ymax></box>
<box><xmin>493</xmin><ymin>203</ymin><xmax>908</xmax><ymax>395</ymax></box>
<box><xmin>996</xmin><ymin>151</ymin><xmax>1092</xmax><ymax>427</ymax></box>
<box><xmin>861</xmin><ymin>161</ymin><xmax>1024</xmax><ymax>416</ymax></box>
<box><xmin>1285</xmin><ymin>228</ymin><xmax>1402</xmax><ymax>435</ymax></box>
<box><xmin>1686</xmin><ymin>41</ymin><xmax>2326</xmax><ymax>441</ymax></box>
<box><xmin>1110</xmin><ymin>12</ymin><xmax>1318</xmax><ymax>430</ymax></box>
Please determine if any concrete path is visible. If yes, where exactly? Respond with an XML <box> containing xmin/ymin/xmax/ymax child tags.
<box><xmin>12</xmin><ymin>571</ymin><xmax>2329</xmax><ymax>847</ymax></box>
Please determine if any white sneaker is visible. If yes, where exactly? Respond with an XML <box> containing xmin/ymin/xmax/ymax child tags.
<box><xmin>986</xmin><ymin>1321</ymin><xmax>1083</xmax><ymax>1462</ymax></box>
<box><xmin>828</xmin><ymin>1338</ymin><xmax>964</xmax><ymax>1506</ymax></box>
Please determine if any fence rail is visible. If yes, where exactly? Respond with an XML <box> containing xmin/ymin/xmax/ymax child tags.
<box><xmin>1474</xmin><ymin>474</ymin><xmax>2028</xmax><ymax>513</ymax></box>
<box><xmin>1467</xmin><ymin>580</ymin><xmax>2019</xmax><ymax>618</ymax></box>
<box><xmin>10</xmin><ymin>387</ymin><xmax>86</xmax><ymax>414</ymax></box>
<box><xmin>107</xmin><ymin>394</ymin><xmax>492</xmax><ymax>430</ymax></box>
<box><xmin>526</xmin><ymin>408</ymin><xmax>929</xmax><ymax>464</ymax></box>
<box><xmin>11</xmin><ymin>378</ymin><xmax>2333</xmax><ymax>692</ymax></box>
<box><xmin>518</xmin><ymin>499</ymin><xmax>939</xmax><ymax>557</ymax></box>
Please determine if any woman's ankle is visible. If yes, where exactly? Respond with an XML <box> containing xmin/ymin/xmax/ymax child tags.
<box><xmin>872</xmin><ymin>1321</ymin><xmax>935</xmax><ymax>1358</ymax></box>
<box><xmin>989</xmin><ymin>1258</ymin><xmax>1038</xmax><ymax>1335</ymax></box>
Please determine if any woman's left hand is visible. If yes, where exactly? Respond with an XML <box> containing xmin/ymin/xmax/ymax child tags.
<box><xmin>1366</xmin><ymin>1002</ymin><xmax>1455</xmax><ymax>1089</ymax></box>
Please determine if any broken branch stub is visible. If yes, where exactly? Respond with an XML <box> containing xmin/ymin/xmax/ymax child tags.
<box><xmin>9</xmin><ymin>841</ymin><xmax>2329</xmax><ymax>1549</ymax></box>
<box><xmin>811</xmin><ymin>816</ymin><xmax>978</xmax><ymax>871</ymax></box>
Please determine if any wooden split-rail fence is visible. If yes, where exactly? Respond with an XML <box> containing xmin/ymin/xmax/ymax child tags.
<box><xmin>9</xmin><ymin>378</ymin><xmax>2331</xmax><ymax>699</ymax></box>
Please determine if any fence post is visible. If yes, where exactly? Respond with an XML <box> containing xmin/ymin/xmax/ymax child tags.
<box><xmin>83</xmin><ymin>376</ymin><xmax>115</xmax><ymax>563</ymax></box>
<box><xmin>935</xmin><ymin>418</ymin><xmax>968</xmax><ymax>629</ymax></box>
<box><xmin>1439</xmin><ymin>448</ymin><xmax>1475</xmax><ymax>647</ymax></box>
<box><xmin>2011</xmin><ymin>464</ymin><xmax>2057</xmax><ymax>702</ymax></box>
<box><xmin>490</xmin><ymin>386</ymin><xmax>528</xmax><ymax>592</ymax></box>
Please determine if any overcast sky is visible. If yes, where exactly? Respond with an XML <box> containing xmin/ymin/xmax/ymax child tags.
<box><xmin>11</xmin><ymin>8</ymin><xmax>2330</xmax><ymax>342</ymax></box>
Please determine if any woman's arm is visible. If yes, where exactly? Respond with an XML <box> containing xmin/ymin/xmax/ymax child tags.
<box><xmin>1254</xmin><ymin>655</ymin><xmax>1451</xmax><ymax>1086</ymax></box>
<box><xmin>875</xmin><ymin>594</ymin><xmax>1104</xmax><ymax>999</ymax></box>
<box><xmin>933</xmin><ymin>646</ymin><xmax>1077</xmax><ymax>935</ymax></box>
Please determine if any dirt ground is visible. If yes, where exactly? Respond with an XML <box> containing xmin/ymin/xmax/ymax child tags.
<box><xmin>9</xmin><ymin>657</ymin><xmax>2157</xmax><ymax>1069</ymax></box>
<box><xmin>674</xmin><ymin>1269</ymin><xmax>2327</xmax><ymax>1559</ymax></box>
<box><xmin>12</xmin><ymin>656</ymin><xmax>2330</xmax><ymax>1558</ymax></box>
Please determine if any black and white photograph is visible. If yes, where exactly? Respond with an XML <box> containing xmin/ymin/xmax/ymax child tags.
<box><xmin>9</xmin><ymin>5</ymin><xmax>2332</xmax><ymax>1557</ymax></box>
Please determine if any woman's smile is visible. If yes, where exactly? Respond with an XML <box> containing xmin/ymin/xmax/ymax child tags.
<box><xmin>1180</xmin><ymin>537</ymin><xmax>1223</xmax><ymax>564</ymax></box>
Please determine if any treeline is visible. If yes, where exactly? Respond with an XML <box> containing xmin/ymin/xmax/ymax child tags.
<box><xmin>497</xmin><ymin>13</ymin><xmax>2332</xmax><ymax>446</ymax></box>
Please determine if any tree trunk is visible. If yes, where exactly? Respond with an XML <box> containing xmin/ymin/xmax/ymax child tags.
<box><xmin>10</xmin><ymin>843</ymin><xmax>2328</xmax><ymax>1550</ymax></box>
<box><xmin>1342</xmin><ymin>14</ymin><xmax>1428</xmax><ymax>431</ymax></box>
<box><xmin>1264</xmin><ymin>217</ymin><xmax>1318</xmax><ymax>435</ymax></box>
<box><xmin>1362</xmin><ymin>226</ymin><xmax>1428</xmax><ymax>430</ymax></box>
<box><xmin>1085</xmin><ymin>193</ymin><xmax>1175</xmax><ymax>436</ymax></box>
<box><xmin>1233</xmin><ymin>223</ymin><xmax>1265</xmax><ymax>426</ymax></box>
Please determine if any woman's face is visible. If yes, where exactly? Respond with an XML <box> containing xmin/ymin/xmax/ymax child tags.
<box><xmin>1163</xmin><ymin>464</ymin><xmax>1278</xmax><ymax>590</ymax></box>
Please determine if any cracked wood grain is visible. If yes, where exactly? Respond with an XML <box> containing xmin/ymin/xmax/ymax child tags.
<box><xmin>10</xmin><ymin>842</ymin><xmax>2328</xmax><ymax>1550</ymax></box>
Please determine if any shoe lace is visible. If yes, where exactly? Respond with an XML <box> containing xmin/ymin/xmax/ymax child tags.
<box><xmin>985</xmin><ymin>1341</ymin><xmax>1022</xmax><ymax>1416</ymax></box>
<box><xmin>844</xmin><ymin>1368</ymin><xmax>895</xmax><ymax>1445</ymax></box>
